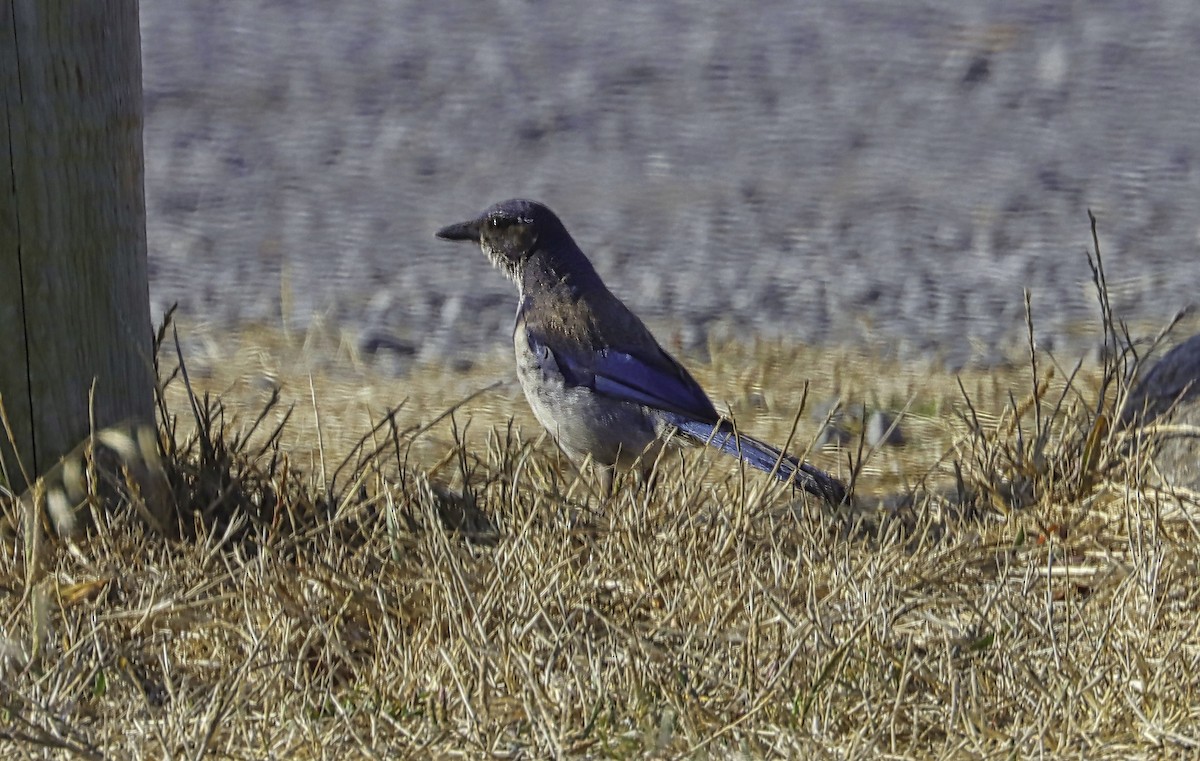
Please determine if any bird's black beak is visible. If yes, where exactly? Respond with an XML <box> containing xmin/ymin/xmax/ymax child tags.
<box><xmin>435</xmin><ymin>218</ymin><xmax>481</xmax><ymax>242</ymax></box>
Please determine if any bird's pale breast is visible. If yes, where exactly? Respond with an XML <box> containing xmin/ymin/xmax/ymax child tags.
<box><xmin>512</xmin><ymin>323</ymin><xmax>661</xmax><ymax>469</ymax></box>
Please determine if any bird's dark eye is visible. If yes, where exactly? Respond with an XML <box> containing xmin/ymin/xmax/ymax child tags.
<box><xmin>490</xmin><ymin>217</ymin><xmax>502</xmax><ymax>228</ymax></box>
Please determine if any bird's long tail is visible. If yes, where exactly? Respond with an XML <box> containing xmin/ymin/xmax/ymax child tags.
<box><xmin>672</xmin><ymin>419</ymin><xmax>847</xmax><ymax>504</ymax></box>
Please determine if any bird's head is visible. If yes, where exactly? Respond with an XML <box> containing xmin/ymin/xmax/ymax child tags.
<box><xmin>435</xmin><ymin>199</ymin><xmax>568</xmax><ymax>283</ymax></box>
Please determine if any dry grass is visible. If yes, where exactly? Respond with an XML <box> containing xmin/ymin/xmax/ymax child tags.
<box><xmin>3</xmin><ymin>247</ymin><xmax>1200</xmax><ymax>759</ymax></box>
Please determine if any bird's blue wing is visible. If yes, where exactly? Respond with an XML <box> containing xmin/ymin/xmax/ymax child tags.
<box><xmin>528</xmin><ymin>332</ymin><xmax>718</xmax><ymax>422</ymax></box>
<box><xmin>588</xmin><ymin>349</ymin><xmax>718</xmax><ymax>420</ymax></box>
<box><xmin>522</xmin><ymin>327</ymin><xmax>846</xmax><ymax>503</ymax></box>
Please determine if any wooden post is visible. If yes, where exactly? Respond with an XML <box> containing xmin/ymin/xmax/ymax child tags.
<box><xmin>0</xmin><ymin>0</ymin><xmax>153</xmax><ymax>490</ymax></box>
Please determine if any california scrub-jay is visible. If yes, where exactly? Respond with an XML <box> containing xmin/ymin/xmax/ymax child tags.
<box><xmin>436</xmin><ymin>199</ymin><xmax>846</xmax><ymax>504</ymax></box>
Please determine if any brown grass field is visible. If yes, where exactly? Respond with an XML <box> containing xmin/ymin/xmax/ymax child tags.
<box><xmin>3</xmin><ymin>266</ymin><xmax>1200</xmax><ymax>758</ymax></box>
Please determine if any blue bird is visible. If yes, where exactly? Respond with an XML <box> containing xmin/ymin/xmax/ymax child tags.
<box><xmin>436</xmin><ymin>199</ymin><xmax>846</xmax><ymax>504</ymax></box>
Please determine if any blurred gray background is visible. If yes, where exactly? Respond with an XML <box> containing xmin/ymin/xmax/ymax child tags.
<box><xmin>141</xmin><ymin>0</ymin><xmax>1200</xmax><ymax>368</ymax></box>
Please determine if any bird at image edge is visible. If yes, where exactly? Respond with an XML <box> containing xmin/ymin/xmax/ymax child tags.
<box><xmin>435</xmin><ymin>198</ymin><xmax>847</xmax><ymax>505</ymax></box>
